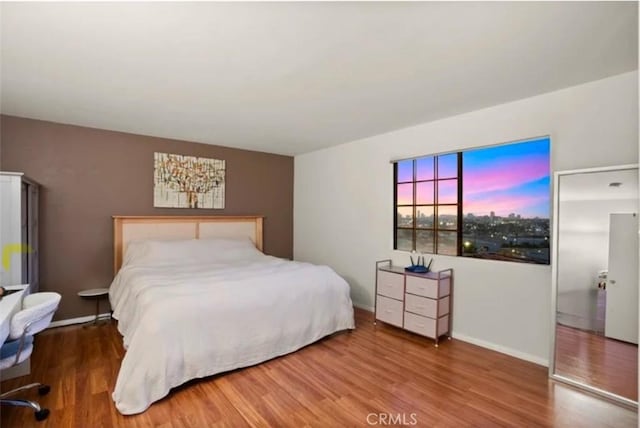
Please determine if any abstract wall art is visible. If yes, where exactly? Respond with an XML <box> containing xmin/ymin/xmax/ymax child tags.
<box><xmin>154</xmin><ymin>152</ymin><xmax>226</xmax><ymax>209</ymax></box>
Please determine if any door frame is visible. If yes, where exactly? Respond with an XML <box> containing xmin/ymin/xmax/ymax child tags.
<box><xmin>549</xmin><ymin>163</ymin><xmax>639</xmax><ymax>408</ymax></box>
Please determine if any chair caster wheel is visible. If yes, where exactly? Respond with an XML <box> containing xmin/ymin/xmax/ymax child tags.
<box><xmin>38</xmin><ymin>385</ymin><xmax>50</xmax><ymax>395</ymax></box>
<box><xmin>35</xmin><ymin>408</ymin><xmax>49</xmax><ymax>421</ymax></box>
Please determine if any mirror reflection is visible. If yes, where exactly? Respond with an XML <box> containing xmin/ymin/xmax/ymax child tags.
<box><xmin>554</xmin><ymin>166</ymin><xmax>638</xmax><ymax>402</ymax></box>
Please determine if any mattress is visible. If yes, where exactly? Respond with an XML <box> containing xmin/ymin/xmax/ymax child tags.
<box><xmin>109</xmin><ymin>251</ymin><xmax>355</xmax><ymax>415</ymax></box>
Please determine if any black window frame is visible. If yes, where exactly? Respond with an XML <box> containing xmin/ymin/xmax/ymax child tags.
<box><xmin>394</xmin><ymin>153</ymin><xmax>463</xmax><ymax>255</ymax></box>
<box><xmin>393</xmin><ymin>138</ymin><xmax>550</xmax><ymax>265</ymax></box>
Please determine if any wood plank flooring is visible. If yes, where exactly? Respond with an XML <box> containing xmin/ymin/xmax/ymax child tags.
<box><xmin>1</xmin><ymin>309</ymin><xmax>636</xmax><ymax>427</ymax></box>
<box><xmin>554</xmin><ymin>324</ymin><xmax>638</xmax><ymax>401</ymax></box>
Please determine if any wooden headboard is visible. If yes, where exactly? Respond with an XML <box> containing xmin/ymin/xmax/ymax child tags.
<box><xmin>113</xmin><ymin>215</ymin><xmax>264</xmax><ymax>274</ymax></box>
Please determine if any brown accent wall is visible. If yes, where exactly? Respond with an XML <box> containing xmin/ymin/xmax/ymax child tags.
<box><xmin>0</xmin><ymin>115</ymin><xmax>294</xmax><ymax>320</ymax></box>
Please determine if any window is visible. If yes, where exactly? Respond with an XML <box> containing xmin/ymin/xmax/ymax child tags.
<box><xmin>395</xmin><ymin>153</ymin><xmax>461</xmax><ymax>255</ymax></box>
<box><xmin>394</xmin><ymin>136</ymin><xmax>550</xmax><ymax>264</ymax></box>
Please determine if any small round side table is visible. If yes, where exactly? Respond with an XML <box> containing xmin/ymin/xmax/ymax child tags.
<box><xmin>78</xmin><ymin>288</ymin><xmax>110</xmax><ymax>326</ymax></box>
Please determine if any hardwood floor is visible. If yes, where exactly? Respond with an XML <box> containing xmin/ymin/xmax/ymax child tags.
<box><xmin>1</xmin><ymin>309</ymin><xmax>636</xmax><ymax>427</ymax></box>
<box><xmin>555</xmin><ymin>324</ymin><xmax>638</xmax><ymax>401</ymax></box>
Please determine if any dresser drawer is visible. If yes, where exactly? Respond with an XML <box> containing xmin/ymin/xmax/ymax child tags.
<box><xmin>404</xmin><ymin>312</ymin><xmax>449</xmax><ymax>338</ymax></box>
<box><xmin>406</xmin><ymin>275</ymin><xmax>450</xmax><ymax>299</ymax></box>
<box><xmin>376</xmin><ymin>295</ymin><xmax>403</xmax><ymax>327</ymax></box>
<box><xmin>405</xmin><ymin>294</ymin><xmax>449</xmax><ymax>318</ymax></box>
<box><xmin>404</xmin><ymin>312</ymin><xmax>436</xmax><ymax>337</ymax></box>
<box><xmin>376</xmin><ymin>270</ymin><xmax>404</xmax><ymax>300</ymax></box>
<box><xmin>405</xmin><ymin>293</ymin><xmax>436</xmax><ymax>317</ymax></box>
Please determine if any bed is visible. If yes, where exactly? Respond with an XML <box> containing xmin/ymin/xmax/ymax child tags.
<box><xmin>109</xmin><ymin>216</ymin><xmax>355</xmax><ymax>415</ymax></box>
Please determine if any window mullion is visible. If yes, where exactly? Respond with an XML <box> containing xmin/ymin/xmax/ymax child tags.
<box><xmin>412</xmin><ymin>160</ymin><xmax>417</xmax><ymax>251</ymax></box>
<box><xmin>457</xmin><ymin>152</ymin><xmax>463</xmax><ymax>256</ymax></box>
<box><xmin>434</xmin><ymin>157</ymin><xmax>439</xmax><ymax>254</ymax></box>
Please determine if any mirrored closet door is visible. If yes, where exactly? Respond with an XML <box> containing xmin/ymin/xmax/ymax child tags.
<box><xmin>550</xmin><ymin>164</ymin><xmax>638</xmax><ymax>407</ymax></box>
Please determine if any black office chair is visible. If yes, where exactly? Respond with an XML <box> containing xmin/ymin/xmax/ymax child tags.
<box><xmin>0</xmin><ymin>292</ymin><xmax>61</xmax><ymax>421</ymax></box>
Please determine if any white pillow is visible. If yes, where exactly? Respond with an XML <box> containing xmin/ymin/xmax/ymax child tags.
<box><xmin>123</xmin><ymin>237</ymin><xmax>263</xmax><ymax>267</ymax></box>
<box><xmin>123</xmin><ymin>240</ymin><xmax>151</xmax><ymax>266</ymax></box>
<box><xmin>195</xmin><ymin>238</ymin><xmax>265</xmax><ymax>264</ymax></box>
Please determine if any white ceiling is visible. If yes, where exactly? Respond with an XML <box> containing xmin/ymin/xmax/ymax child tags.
<box><xmin>559</xmin><ymin>168</ymin><xmax>638</xmax><ymax>233</ymax></box>
<box><xmin>1</xmin><ymin>2</ymin><xmax>637</xmax><ymax>156</ymax></box>
<box><xmin>560</xmin><ymin>168</ymin><xmax>639</xmax><ymax>202</ymax></box>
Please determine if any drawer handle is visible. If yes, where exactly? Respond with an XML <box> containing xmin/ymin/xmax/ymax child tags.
<box><xmin>385</xmin><ymin>310</ymin><xmax>392</xmax><ymax>313</ymax></box>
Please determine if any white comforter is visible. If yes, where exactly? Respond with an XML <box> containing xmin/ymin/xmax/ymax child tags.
<box><xmin>109</xmin><ymin>255</ymin><xmax>355</xmax><ymax>415</ymax></box>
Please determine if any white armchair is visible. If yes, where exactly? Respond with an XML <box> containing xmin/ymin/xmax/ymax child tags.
<box><xmin>0</xmin><ymin>292</ymin><xmax>61</xmax><ymax>422</ymax></box>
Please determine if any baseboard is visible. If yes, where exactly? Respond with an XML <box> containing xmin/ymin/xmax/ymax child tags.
<box><xmin>48</xmin><ymin>312</ymin><xmax>112</xmax><ymax>328</ymax></box>
<box><xmin>353</xmin><ymin>305</ymin><xmax>548</xmax><ymax>367</ymax></box>
<box><xmin>452</xmin><ymin>332</ymin><xmax>549</xmax><ymax>367</ymax></box>
<box><xmin>1</xmin><ymin>358</ymin><xmax>30</xmax><ymax>380</ymax></box>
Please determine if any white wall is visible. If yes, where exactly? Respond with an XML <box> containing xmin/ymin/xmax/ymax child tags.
<box><xmin>557</xmin><ymin>199</ymin><xmax>638</xmax><ymax>295</ymax></box>
<box><xmin>557</xmin><ymin>199</ymin><xmax>638</xmax><ymax>325</ymax></box>
<box><xmin>294</xmin><ymin>71</ymin><xmax>638</xmax><ymax>365</ymax></box>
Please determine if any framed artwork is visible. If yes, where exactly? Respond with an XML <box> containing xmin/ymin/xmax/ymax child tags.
<box><xmin>154</xmin><ymin>152</ymin><xmax>225</xmax><ymax>209</ymax></box>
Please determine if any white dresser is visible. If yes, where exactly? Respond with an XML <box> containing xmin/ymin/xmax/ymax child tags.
<box><xmin>375</xmin><ymin>260</ymin><xmax>452</xmax><ymax>346</ymax></box>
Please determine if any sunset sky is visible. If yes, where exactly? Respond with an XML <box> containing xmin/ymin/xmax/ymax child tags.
<box><xmin>396</xmin><ymin>137</ymin><xmax>550</xmax><ymax>218</ymax></box>
<box><xmin>463</xmin><ymin>137</ymin><xmax>550</xmax><ymax>218</ymax></box>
